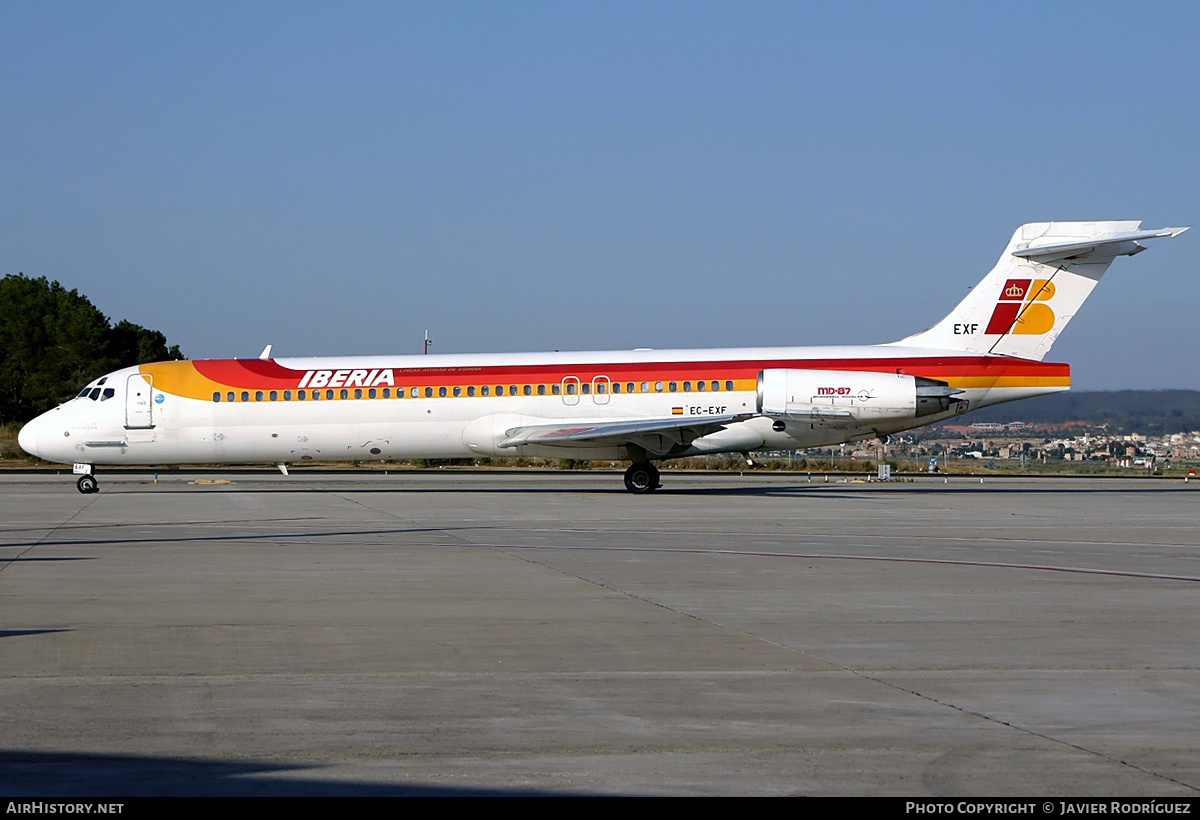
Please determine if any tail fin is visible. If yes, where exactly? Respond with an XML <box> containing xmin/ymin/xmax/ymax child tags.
<box><xmin>892</xmin><ymin>221</ymin><xmax>1188</xmax><ymax>360</ymax></box>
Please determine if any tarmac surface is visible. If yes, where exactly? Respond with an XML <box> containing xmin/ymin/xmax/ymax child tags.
<box><xmin>2</xmin><ymin>469</ymin><xmax>1199</xmax><ymax>796</ymax></box>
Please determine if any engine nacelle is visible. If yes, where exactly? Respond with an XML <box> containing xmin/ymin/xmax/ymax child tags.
<box><xmin>757</xmin><ymin>369</ymin><xmax>960</xmax><ymax>423</ymax></box>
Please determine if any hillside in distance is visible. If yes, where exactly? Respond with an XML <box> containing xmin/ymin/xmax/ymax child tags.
<box><xmin>946</xmin><ymin>390</ymin><xmax>1200</xmax><ymax>433</ymax></box>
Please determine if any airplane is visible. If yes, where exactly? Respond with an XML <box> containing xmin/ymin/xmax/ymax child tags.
<box><xmin>18</xmin><ymin>220</ymin><xmax>1188</xmax><ymax>495</ymax></box>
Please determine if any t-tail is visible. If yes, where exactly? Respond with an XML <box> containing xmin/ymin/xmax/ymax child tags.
<box><xmin>892</xmin><ymin>221</ymin><xmax>1189</xmax><ymax>360</ymax></box>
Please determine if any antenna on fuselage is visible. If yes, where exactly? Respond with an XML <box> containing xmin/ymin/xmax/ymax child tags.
<box><xmin>423</xmin><ymin>330</ymin><xmax>432</xmax><ymax>355</ymax></box>
<box><xmin>259</xmin><ymin>344</ymin><xmax>273</xmax><ymax>360</ymax></box>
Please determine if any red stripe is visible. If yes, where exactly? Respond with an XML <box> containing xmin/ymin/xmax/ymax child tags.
<box><xmin>985</xmin><ymin>303</ymin><xmax>1023</xmax><ymax>335</ymax></box>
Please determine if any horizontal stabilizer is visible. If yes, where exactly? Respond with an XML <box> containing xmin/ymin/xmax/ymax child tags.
<box><xmin>1012</xmin><ymin>226</ymin><xmax>1189</xmax><ymax>264</ymax></box>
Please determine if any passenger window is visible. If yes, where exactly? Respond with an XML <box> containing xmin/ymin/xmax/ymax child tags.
<box><xmin>297</xmin><ymin>390</ymin><xmax>306</xmax><ymax>401</ymax></box>
<box><xmin>654</xmin><ymin>382</ymin><xmax>663</xmax><ymax>393</ymax></box>
<box><xmin>566</xmin><ymin>383</ymin><xmax>576</xmax><ymax>395</ymax></box>
<box><xmin>311</xmin><ymin>390</ymin><xmax>320</xmax><ymax>401</ymax></box>
<box><xmin>269</xmin><ymin>391</ymin><xmax>278</xmax><ymax>401</ymax></box>
<box><xmin>213</xmin><ymin>392</ymin><xmax>221</xmax><ymax>402</ymax></box>
<box><xmin>369</xmin><ymin>388</ymin><xmax>377</xmax><ymax>399</ymax></box>
<box><xmin>354</xmin><ymin>389</ymin><xmax>362</xmax><ymax>399</ymax></box>
<box><xmin>467</xmin><ymin>386</ymin><xmax>476</xmax><ymax>397</ymax></box>
<box><xmin>340</xmin><ymin>389</ymin><xmax>349</xmax><ymax>400</ymax></box>
<box><xmin>683</xmin><ymin>381</ymin><xmax>691</xmax><ymax>392</ymax></box>
<box><xmin>453</xmin><ymin>386</ymin><xmax>461</xmax><ymax>397</ymax></box>
<box><xmin>725</xmin><ymin>381</ymin><xmax>734</xmax><ymax>391</ymax></box>
<box><xmin>439</xmin><ymin>387</ymin><xmax>447</xmax><ymax>397</ymax></box>
<box><xmin>509</xmin><ymin>385</ymin><xmax>517</xmax><ymax>396</ymax></box>
<box><xmin>425</xmin><ymin>387</ymin><xmax>433</xmax><ymax>398</ymax></box>
<box><xmin>627</xmin><ymin>383</ymin><xmax>635</xmax><ymax>393</ymax></box>
<box><xmin>537</xmin><ymin>384</ymin><xmax>545</xmax><ymax>395</ymax></box>
<box><xmin>551</xmin><ymin>384</ymin><xmax>560</xmax><ymax>395</ymax></box>
<box><xmin>669</xmin><ymin>382</ymin><xmax>677</xmax><ymax>392</ymax></box>
<box><xmin>523</xmin><ymin>385</ymin><xmax>532</xmax><ymax>395</ymax></box>
<box><xmin>227</xmin><ymin>392</ymin><xmax>235</xmax><ymax>402</ymax></box>
<box><xmin>241</xmin><ymin>391</ymin><xmax>250</xmax><ymax>402</ymax></box>
<box><xmin>283</xmin><ymin>390</ymin><xmax>291</xmax><ymax>401</ymax></box>
<box><xmin>481</xmin><ymin>386</ymin><xmax>490</xmax><ymax>396</ymax></box>
<box><xmin>612</xmin><ymin>383</ymin><xmax>621</xmax><ymax>394</ymax></box>
<box><xmin>640</xmin><ymin>382</ymin><xmax>649</xmax><ymax>393</ymax></box>
<box><xmin>326</xmin><ymin>390</ymin><xmax>335</xmax><ymax>400</ymax></box>
<box><xmin>582</xmin><ymin>383</ymin><xmax>590</xmax><ymax>394</ymax></box>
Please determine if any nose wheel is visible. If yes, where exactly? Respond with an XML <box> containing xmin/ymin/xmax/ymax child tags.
<box><xmin>76</xmin><ymin>474</ymin><xmax>99</xmax><ymax>494</ymax></box>
<box><xmin>623</xmin><ymin>462</ymin><xmax>660</xmax><ymax>494</ymax></box>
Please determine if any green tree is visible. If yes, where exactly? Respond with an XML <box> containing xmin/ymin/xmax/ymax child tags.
<box><xmin>0</xmin><ymin>274</ymin><xmax>183</xmax><ymax>424</ymax></box>
<box><xmin>109</xmin><ymin>319</ymin><xmax>182</xmax><ymax>366</ymax></box>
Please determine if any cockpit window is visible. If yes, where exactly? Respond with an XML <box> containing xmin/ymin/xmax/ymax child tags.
<box><xmin>88</xmin><ymin>388</ymin><xmax>102</xmax><ymax>401</ymax></box>
<box><xmin>101</xmin><ymin>388</ymin><xmax>115</xmax><ymax>401</ymax></box>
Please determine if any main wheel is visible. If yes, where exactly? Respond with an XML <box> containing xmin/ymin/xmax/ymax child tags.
<box><xmin>76</xmin><ymin>474</ymin><xmax>99</xmax><ymax>494</ymax></box>
<box><xmin>623</xmin><ymin>462</ymin><xmax>660</xmax><ymax>494</ymax></box>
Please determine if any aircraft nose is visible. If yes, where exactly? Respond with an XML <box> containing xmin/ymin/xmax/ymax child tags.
<box><xmin>17</xmin><ymin>417</ymin><xmax>40</xmax><ymax>458</ymax></box>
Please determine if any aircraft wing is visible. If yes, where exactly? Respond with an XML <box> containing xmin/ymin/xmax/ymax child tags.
<box><xmin>497</xmin><ymin>413</ymin><xmax>752</xmax><ymax>454</ymax></box>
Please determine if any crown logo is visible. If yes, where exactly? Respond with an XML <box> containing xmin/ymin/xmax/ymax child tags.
<box><xmin>1005</xmin><ymin>283</ymin><xmax>1025</xmax><ymax>298</ymax></box>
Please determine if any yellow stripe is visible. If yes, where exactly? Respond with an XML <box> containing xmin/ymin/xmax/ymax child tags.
<box><xmin>945</xmin><ymin>375</ymin><xmax>1071</xmax><ymax>389</ymax></box>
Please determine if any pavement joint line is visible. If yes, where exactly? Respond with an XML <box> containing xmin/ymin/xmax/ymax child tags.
<box><xmin>438</xmin><ymin>543</ymin><xmax>1200</xmax><ymax>584</ymax></box>
<box><xmin>0</xmin><ymin>516</ymin><xmax>328</xmax><ymax>540</ymax></box>
<box><xmin>856</xmin><ymin>669</ymin><xmax>1200</xmax><ymax>794</ymax></box>
<box><xmin>0</xmin><ymin>491</ymin><xmax>102</xmax><ymax>574</ymax></box>
<box><xmin>455</xmin><ymin>524</ymin><xmax>1200</xmax><ymax>551</ymax></box>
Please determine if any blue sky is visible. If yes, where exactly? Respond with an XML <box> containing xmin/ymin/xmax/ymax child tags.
<box><xmin>3</xmin><ymin>1</ymin><xmax>1196</xmax><ymax>389</ymax></box>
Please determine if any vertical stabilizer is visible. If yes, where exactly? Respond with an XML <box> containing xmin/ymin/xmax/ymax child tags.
<box><xmin>891</xmin><ymin>222</ymin><xmax>1187</xmax><ymax>361</ymax></box>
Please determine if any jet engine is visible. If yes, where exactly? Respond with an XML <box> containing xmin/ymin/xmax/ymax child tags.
<box><xmin>757</xmin><ymin>369</ymin><xmax>961</xmax><ymax>423</ymax></box>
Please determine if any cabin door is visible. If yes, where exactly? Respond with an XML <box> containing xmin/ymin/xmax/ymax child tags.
<box><xmin>125</xmin><ymin>373</ymin><xmax>155</xmax><ymax>429</ymax></box>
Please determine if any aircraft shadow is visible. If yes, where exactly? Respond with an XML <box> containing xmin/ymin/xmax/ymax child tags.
<box><xmin>0</xmin><ymin>749</ymin><xmax>605</xmax><ymax>797</ymax></box>
<box><xmin>0</xmin><ymin>525</ymin><xmax>493</xmax><ymax>550</ymax></box>
<box><xmin>0</xmin><ymin>629</ymin><xmax>72</xmax><ymax>639</ymax></box>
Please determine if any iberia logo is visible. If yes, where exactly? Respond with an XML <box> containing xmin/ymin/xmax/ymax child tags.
<box><xmin>984</xmin><ymin>278</ymin><xmax>1056</xmax><ymax>335</ymax></box>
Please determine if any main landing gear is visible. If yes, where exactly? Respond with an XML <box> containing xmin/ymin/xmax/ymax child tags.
<box><xmin>623</xmin><ymin>462</ymin><xmax>660</xmax><ymax>494</ymax></box>
<box><xmin>76</xmin><ymin>474</ymin><xmax>99</xmax><ymax>494</ymax></box>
